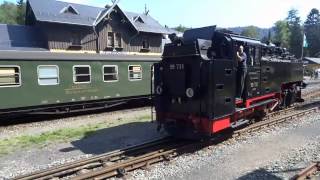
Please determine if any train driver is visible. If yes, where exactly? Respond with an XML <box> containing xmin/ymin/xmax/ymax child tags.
<box><xmin>236</xmin><ymin>45</ymin><xmax>247</xmax><ymax>98</ymax></box>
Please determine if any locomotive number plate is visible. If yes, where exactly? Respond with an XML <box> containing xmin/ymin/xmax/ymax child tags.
<box><xmin>169</xmin><ymin>64</ymin><xmax>185</xmax><ymax>71</ymax></box>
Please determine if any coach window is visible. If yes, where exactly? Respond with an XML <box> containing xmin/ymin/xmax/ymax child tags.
<box><xmin>0</xmin><ymin>66</ymin><xmax>21</xmax><ymax>87</ymax></box>
<box><xmin>103</xmin><ymin>65</ymin><xmax>118</xmax><ymax>82</ymax></box>
<box><xmin>38</xmin><ymin>65</ymin><xmax>59</xmax><ymax>85</ymax></box>
<box><xmin>73</xmin><ymin>65</ymin><xmax>91</xmax><ymax>84</ymax></box>
<box><xmin>128</xmin><ymin>65</ymin><xmax>142</xmax><ymax>81</ymax></box>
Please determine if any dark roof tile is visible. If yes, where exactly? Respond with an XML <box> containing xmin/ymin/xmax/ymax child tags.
<box><xmin>28</xmin><ymin>0</ymin><xmax>104</xmax><ymax>26</ymax></box>
<box><xmin>0</xmin><ymin>24</ymin><xmax>47</xmax><ymax>51</ymax></box>
<box><xmin>27</xmin><ymin>0</ymin><xmax>169</xmax><ymax>34</ymax></box>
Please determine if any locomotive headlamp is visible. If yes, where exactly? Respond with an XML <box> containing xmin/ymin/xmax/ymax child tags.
<box><xmin>156</xmin><ymin>85</ymin><xmax>163</xmax><ymax>95</ymax></box>
<box><xmin>186</xmin><ymin>88</ymin><xmax>194</xmax><ymax>98</ymax></box>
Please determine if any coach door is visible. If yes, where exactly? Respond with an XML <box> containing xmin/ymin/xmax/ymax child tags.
<box><xmin>246</xmin><ymin>45</ymin><xmax>261</xmax><ymax>98</ymax></box>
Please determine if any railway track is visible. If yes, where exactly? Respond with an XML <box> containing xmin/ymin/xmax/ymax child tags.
<box><xmin>292</xmin><ymin>162</ymin><xmax>320</xmax><ymax>180</ymax></box>
<box><xmin>233</xmin><ymin>106</ymin><xmax>318</xmax><ymax>136</ymax></box>
<box><xmin>302</xmin><ymin>89</ymin><xmax>320</xmax><ymax>100</ymax></box>
<box><xmin>14</xmin><ymin>102</ymin><xmax>320</xmax><ymax>180</ymax></box>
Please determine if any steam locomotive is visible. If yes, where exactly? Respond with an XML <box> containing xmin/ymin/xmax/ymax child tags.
<box><xmin>154</xmin><ymin>26</ymin><xmax>304</xmax><ymax>139</ymax></box>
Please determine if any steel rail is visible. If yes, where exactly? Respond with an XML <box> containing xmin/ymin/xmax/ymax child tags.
<box><xmin>13</xmin><ymin>137</ymin><xmax>173</xmax><ymax>180</ymax></box>
<box><xmin>292</xmin><ymin>162</ymin><xmax>320</xmax><ymax>180</ymax></box>
<box><xmin>234</xmin><ymin>107</ymin><xmax>318</xmax><ymax>136</ymax></box>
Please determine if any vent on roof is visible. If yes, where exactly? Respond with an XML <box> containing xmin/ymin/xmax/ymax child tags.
<box><xmin>133</xmin><ymin>16</ymin><xmax>144</xmax><ymax>23</ymax></box>
<box><xmin>60</xmin><ymin>5</ymin><xmax>79</xmax><ymax>15</ymax></box>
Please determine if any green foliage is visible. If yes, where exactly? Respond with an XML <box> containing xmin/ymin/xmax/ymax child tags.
<box><xmin>0</xmin><ymin>0</ymin><xmax>26</xmax><ymax>25</ymax></box>
<box><xmin>240</xmin><ymin>26</ymin><xmax>259</xmax><ymax>39</ymax></box>
<box><xmin>274</xmin><ymin>20</ymin><xmax>290</xmax><ymax>48</ymax></box>
<box><xmin>174</xmin><ymin>25</ymin><xmax>190</xmax><ymax>32</ymax></box>
<box><xmin>0</xmin><ymin>1</ymin><xmax>18</xmax><ymax>25</ymax></box>
<box><xmin>304</xmin><ymin>8</ymin><xmax>320</xmax><ymax>56</ymax></box>
<box><xmin>286</xmin><ymin>9</ymin><xmax>303</xmax><ymax>58</ymax></box>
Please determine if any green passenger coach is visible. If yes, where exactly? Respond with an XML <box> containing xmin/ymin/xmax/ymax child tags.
<box><xmin>0</xmin><ymin>51</ymin><xmax>160</xmax><ymax>115</ymax></box>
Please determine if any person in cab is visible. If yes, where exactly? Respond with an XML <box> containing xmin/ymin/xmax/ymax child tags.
<box><xmin>236</xmin><ymin>45</ymin><xmax>247</xmax><ymax>99</ymax></box>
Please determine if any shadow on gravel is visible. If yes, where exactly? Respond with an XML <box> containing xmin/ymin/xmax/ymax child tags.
<box><xmin>237</xmin><ymin>169</ymin><xmax>282</xmax><ymax>180</ymax></box>
<box><xmin>61</xmin><ymin>121</ymin><xmax>163</xmax><ymax>155</ymax></box>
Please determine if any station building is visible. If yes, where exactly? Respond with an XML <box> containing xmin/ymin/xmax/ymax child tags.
<box><xmin>0</xmin><ymin>0</ymin><xmax>172</xmax><ymax>55</ymax></box>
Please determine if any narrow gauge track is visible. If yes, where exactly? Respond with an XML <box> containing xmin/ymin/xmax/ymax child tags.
<box><xmin>14</xmin><ymin>102</ymin><xmax>320</xmax><ymax>180</ymax></box>
<box><xmin>302</xmin><ymin>89</ymin><xmax>320</xmax><ymax>100</ymax></box>
<box><xmin>233</xmin><ymin>106</ymin><xmax>318</xmax><ymax>136</ymax></box>
<box><xmin>292</xmin><ymin>162</ymin><xmax>320</xmax><ymax>180</ymax></box>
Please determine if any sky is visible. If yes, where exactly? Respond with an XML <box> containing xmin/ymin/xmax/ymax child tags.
<box><xmin>1</xmin><ymin>0</ymin><xmax>320</xmax><ymax>28</ymax></box>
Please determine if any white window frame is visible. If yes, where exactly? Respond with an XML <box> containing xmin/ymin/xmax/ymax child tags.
<box><xmin>103</xmin><ymin>65</ymin><xmax>119</xmax><ymax>82</ymax></box>
<box><xmin>0</xmin><ymin>65</ymin><xmax>21</xmax><ymax>88</ymax></box>
<box><xmin>37</xmin><ymin>65</ymin><xmax>59</xmax><ymax>86</ymax></box>
<box><xmin>73</xmin><ymin>65</ymin><xmax>91</xmax><ymax>84</ymax></box>
<box><xmin>128</xmin><ymin>65</ymin><xmax>143</xmax><ymax>81</ymax></box>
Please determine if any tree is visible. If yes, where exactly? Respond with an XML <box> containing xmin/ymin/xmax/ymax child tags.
<box><xmin>273</xmin><ymin>20</ymin><xmax>290</xmax><ymax>48</ymax></box>
<box><xmin>304</xmin><ymin>8</ymin><xmax>320</xmax><ymax>56</ymax></box>
<box><xmin>174</xmin><ymin>25</ymin><xmax>190</xmax><ymax>32</ymax></box>
<box><xmin>286</xmin><ymin>9</ymin><xmax>303</xmax><ymax>58</ymax></box>
<box><xmin>240</xmin><ymin>26</ymin><xmax>259</xmax><ymax>38</ymax></box>
<box><xmin>0</xmin><ymin>2</ymin><xmax>18</xmax><ymax>25</ymax></box>
<box><xmin>16</xmin><ymin>0</ymin><xmax>26</xmax><ymax>25</ymax></box>
<box><xmin>0</xmin><ymin>0</ymin><xmax>26</xmax><ymax>25</ymax></box>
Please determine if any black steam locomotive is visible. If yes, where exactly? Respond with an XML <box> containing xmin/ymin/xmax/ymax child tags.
<box><xmin>154</xmin><ymin>26</ymin><xmax>304</xmax><ymax>139</ymax></box>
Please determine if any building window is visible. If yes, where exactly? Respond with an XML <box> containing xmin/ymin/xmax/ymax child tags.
<box><xmin>38</xmin><ymin>65</ymin><xmax>59</xmax><ymax>85</ymax></box>
<box><xmin>128</xmin><ymin>65</ymin><xmax>142</xmax><ymax>81</ymax></box>
<box><xmin>107</xmin><ymin>32</ymin><xmax>114</xmax><ymax>48</ymax></box>
<box><xmin>103</xmin><ymin>65</ymin><xmax>118</xmax><ymax>82</ymax></box>
<box><xmin>73</xmin><ymin>65</ymin><xmax>91</xmax><ymax>84</ymax></box>
<box><xmin>70</xmin><ymin>33</ymin><xmax>81</xmax><ymax>46</ymax></box>
<box><xmin>115</xmin><ymin>33</ymin><xmax>122</xmax><ymax>48</ymax></box>
<box><xmin>107</xmin><ymin>32</ymin><xmax>122</xmax><ymax>49</ymax></box>
<box><xmin>142</xmin><ymin>39</ymin><xmax>150</xmax><ymax>49</ymax></box>
<box><xmin>0</xmin><ymin>66</ymin><xmax>21</xmax><ymax>87</ymax></box>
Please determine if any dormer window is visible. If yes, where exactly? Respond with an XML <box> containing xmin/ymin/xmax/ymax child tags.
<box><xmin>60</xmin><ymin>5</ymin><xmax>79</xmax><ymax>15</ymax></box>
<box><xmin>133</xmin><ymin>16</ymin><xmax>144</xmax><ymax>23</ymax></box>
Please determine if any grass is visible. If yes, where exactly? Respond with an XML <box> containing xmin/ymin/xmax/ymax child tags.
<box><xmin>0</xmin><ymin>113</ymin><xmax>152</xmax><ymax>156</ymax></box>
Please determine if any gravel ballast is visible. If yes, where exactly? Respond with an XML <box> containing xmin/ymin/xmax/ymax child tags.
<box><xmin>131</xmin><ymin>110</ymin><xmax>320</xmax><ymax>180</ymax></box>
<box><xmin>0</xmin><ymin>108</ymin><xmax>167</xmax><ymax>178</ymax></box>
